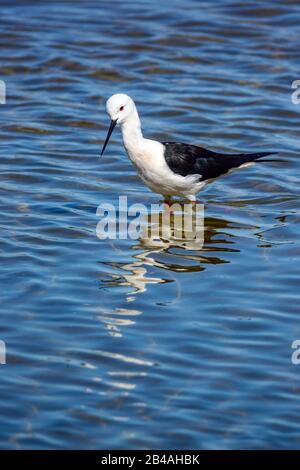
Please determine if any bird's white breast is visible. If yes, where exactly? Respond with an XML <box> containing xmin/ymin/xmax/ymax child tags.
<box><xmin>125</xmin><ymin>138</ymin><xmax>201</xmax><ymax>197</ymax></box>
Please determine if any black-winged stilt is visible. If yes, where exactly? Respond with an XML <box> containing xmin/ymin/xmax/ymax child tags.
<box><xmin>100</xmin><ymin>93</ymin><xmax>275</xmax><ymax>202</ymax></box>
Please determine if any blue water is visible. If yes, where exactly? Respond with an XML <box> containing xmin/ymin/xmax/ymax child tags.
<box><xmin>0</xmin><ymin>0</ymin><xmax>300</xmax><ymax>449</ymax></box>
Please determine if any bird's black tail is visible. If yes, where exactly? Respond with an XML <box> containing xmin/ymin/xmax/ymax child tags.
<box><xmin>227</xmin><ymin>151</ymin><xmax>277</xmax><ymax>168</ymax></box>
<box><xmin>238</xmin><ymin>151</ymin><xmax>277</xmax><ymax>161</ymax></box>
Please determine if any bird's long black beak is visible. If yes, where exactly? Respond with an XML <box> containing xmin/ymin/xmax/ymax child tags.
<box><xmin>101</xmin><ymin>119</ymin><xmax>117</xmax><ymax>156</ymax></box>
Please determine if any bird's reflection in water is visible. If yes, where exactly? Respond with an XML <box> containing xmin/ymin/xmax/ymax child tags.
<box><xmin>98</xmin><ymin>203</ymin><xmax>241</xmax><ymax>339</ymax></box>
<box><xmin>98</xmin><ymin>198</ymin><xmax>293</xmax><ymax>346</ymax></box>
<box><xmin>121</xmin><ymin>205</ymin><xmax>238</xmax><ymax>294</ymax></box>
<box><xmin>121</xmin><ymin>203</ymin><xmax>205</xmax><ymax>294</ymax></box>
<box><xmin>101</xmin><ymin>203</ymin><xmax>240</xmax><ymax>295</ymax></box>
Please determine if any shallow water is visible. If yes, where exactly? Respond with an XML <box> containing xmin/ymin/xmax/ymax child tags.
<box><xmin>0</xmin><ymin>0</ymin><xmax>300</xmax><ymax>449</ymax></box>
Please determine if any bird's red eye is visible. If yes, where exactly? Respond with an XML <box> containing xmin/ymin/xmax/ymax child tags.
<box><xmin>119</xmin><ymin>106</ymin><xmax>124</xmax><ymax>111</ymax></box>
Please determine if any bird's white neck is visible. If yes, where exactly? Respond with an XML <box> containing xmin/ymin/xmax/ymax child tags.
<box><xmin>120</xmin><ymin>106</ymin><xmax>145</xmax><ymax>157</ymax></box>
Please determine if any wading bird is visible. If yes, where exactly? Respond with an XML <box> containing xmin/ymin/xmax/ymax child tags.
<box><xmin>101</xmin><ymin>94</ymin><xmax>275</xmax><ymax>202</ymax></box>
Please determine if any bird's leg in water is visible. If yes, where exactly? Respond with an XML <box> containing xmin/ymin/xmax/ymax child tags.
<box><xmin>162</xmin><ymin>196</ymin><xmax>176</xmax><ymax>215</ymax></box>
<box><xmin>187</xmin><ymin>196</ymin><xmax>203</xmax><ymax>205</ymax></box>
<box><xmin>163</xmin><ymin>196</ymin><xmax>172</xmax><ymax>207</ymax></box>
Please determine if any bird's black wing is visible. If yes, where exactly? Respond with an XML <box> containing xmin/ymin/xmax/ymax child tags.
<box><xmin>162</xmin><ymin>142</ymin><xmax>275</xmax><ymax>181</ymax></box>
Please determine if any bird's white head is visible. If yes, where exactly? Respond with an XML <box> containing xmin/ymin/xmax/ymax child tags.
<box><xmin>106</xmin><ymin>93</ymin><xmax>135</xmax><ymax>125</ymax></box>
<box><xmin>101</xmin><ymin>93</ymin><xmax>137</xmax><ymax>156</ymax></box>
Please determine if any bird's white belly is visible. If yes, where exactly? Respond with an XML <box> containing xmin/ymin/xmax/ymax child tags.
<box><xmin>125</xmin><ymin>139</ymin><xmax>202</xmax><ymax>198</ymax></box>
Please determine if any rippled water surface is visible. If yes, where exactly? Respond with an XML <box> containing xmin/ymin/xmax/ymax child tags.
<box><xmin>1</xmin><ymin>0</ymin><xmax>300</xmax><ymax>449</ymax></box>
